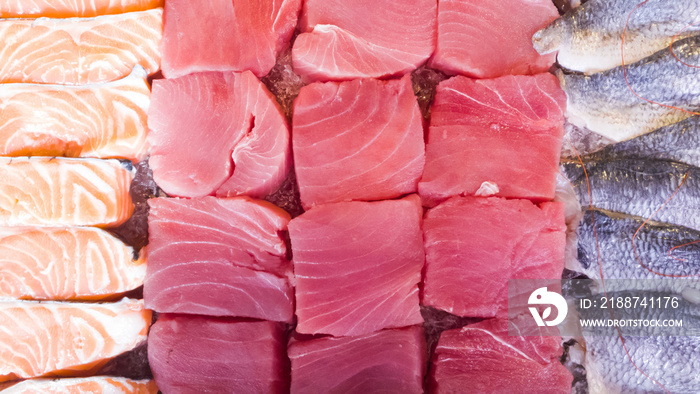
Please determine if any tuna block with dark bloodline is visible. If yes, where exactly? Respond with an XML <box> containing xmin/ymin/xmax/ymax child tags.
<box><xmin>429</xmin><ymin>0</ymin><xmax>558</xmax><ymax>78</ymax></box>
<box><xmin>293</xmin><ymin>75</ymin><xmax>425</xmax><ymax>209</ymax></box>
<box><xmin>422</xmin><ymin>197</ymin><xmax>566</xmax><ymax>318</ymax></box>
<box><xmin>430</xmin><ymin>319</ymin><xmax>573</xmax><ymax>394</ymax></box>
<box><xmin>144</xmin><ymin>197</ymin><xmax>293</xmax><ymax>323</ymax></box>
<box><xmin>148</xmin><ymin>71</ymin><xmax>290</xmax><ymax>198</ymax></box>
<box><xmin>292</xmin><ymin>0</ymin><xmax>436</xmax><ymax>82</ymax></box>
<box><xmin>419</xmin><ymin>74</ymin><xmax>566</xmax><ymax>207</ymax></box>
<box><xmin>288</xmin><ymin>326</ymin><xmax>426</xmax><ymax>393</ymax></box>
<box><xmin>161</xmin><ymin>0</ymin><xmax>301</xmax><ymax>78</ymax></box>
<box><xmin>148</xmin><ymin>315</ymin><xmax>288</xmax><ymax>393</ymax></box>
<box><xmin>289</xmin><ymin>195</ymin><xmax>424</xmax><ymax>337</ymax></box>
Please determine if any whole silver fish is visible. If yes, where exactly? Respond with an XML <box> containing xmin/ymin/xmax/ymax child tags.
<box><xmin>534</xmin><ymin>0</ymin><xmax>700</xmax><ymax>74</ymax></box>
<box><xmin>575</xmin><ymin>209</ymin><xmax>700</xmax><ymax>294</ymax></box>
<box><xmin>581</xmin><ymin>116</ymin><xmax>700</xmax><ymax>167</ymax></box>
<box><xmin>559</xmin><ymin>35</ymin><xmax>700</xmax><ymax>142</ymax></box>
<box><xmin>561</xmin><ymin>158</ymin><xmax>700</xmax><ymax>232</ymax></box>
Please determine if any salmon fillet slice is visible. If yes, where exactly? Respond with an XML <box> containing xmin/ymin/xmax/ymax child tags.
<box><xmin>0</xmin><ymin>376</ymin><xmax>157</xmax><ymax>393</ymax></box>
<box><xmin>0</xmin><ymin>9</ymin><xmax>162</xmax><ymax>85</ymax></box>
<box><xmin>0</xmin><ymin>227</ymin><xmax>145</xmax><ymax>301</ymax></box>
<box><xmin>0</xmin><ymin>157</ymin><xmax>134</xmax><ymax>227</ymax></box>
<box><xmin>0</xmin><ymin>0</ymin><xmax>163</xmax><ymax>18</ymax></box>
<box><xmin>0</xmin><ymin>67</ymin><xmax>150</xmax><ymax>161</ymax></box>
<box><xmin>0</xmin><ymin>298</ymin><xmax>150</xmax><ymax>383</ymax></box>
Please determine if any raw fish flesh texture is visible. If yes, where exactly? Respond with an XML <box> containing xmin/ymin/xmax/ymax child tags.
<box><xmin>533</xmin><ymin>0</ymin><xmax>700</xmax><ymax>74</ymax></box>
<box><xmin>0</xmin><ymin>67</ymin><xmax>150</xmax><ymax>162</ymax></box>
<box><xmin>0</xmin><ymin>9</ymin><xmax>162</xmax><ymax>85</ymax></box>
<box><xmin>0</xmin><ymin>158</ymin><xmax>133</xmax><ymax>227</ymax></box>
<box><xmin>429</xmin><ymin>0</ymin><xmax>558</xmax><ymax>78</ymax></box>
<box><xmin>418</xmin><ymin>73</ymin><xmax>566</xmax><ymax>207</ymax></box>
<box><xmin>162</xmin><ymin>0</ymin><xmax>301</xmax><ymax>78</ymax></box>
<box><xmin>562</xmin><ymin>158</ymin><xmax>700</xmax><ymax>232</ymax></box>
<box><xmin>148</xmin><ymin>315</ymin><xmax>288</xmax><ymax>394</ymax></box>
<box><xmin>148</xmin><ymin>71</ymin><xmax>290</xmax><ymax>198</ymax></box>
<box><xmin>0</xmin><ymin>0</ymin><xmax>163</xmax><ymax>18</ymax></box>
<box><xmin>0</xmin><ymin>298</ymin><xmax>149</xmax><ymax>383</ymax></box>
<box><xmin>559</xmin><ymin>35</ymin><xmax>700</xmax><ymax>142</ymax></box>
<box><xmin>423</xmin><ymin>197</ymin><xmax>566</xmax><ymax>317</ymax></box>
<box><xmin>585</xmin><ymin>324</ymin><xmax>700</xmax><ymax>392</ymax></box>
<box><xmin>292</xmin><ymin>0</ymin><xmax>436</xmax><ymax>82</ymax></box>
<box><xmin>289</xmin><ymin>195</ymin><xmax>424</xmax><ymax>337</ymax></box>
<box><xmin>293</xmin><ymin>75</ymin><xmax>425</xmax><ymax>208</ymax></box>
<box><xmin>581</xmin><ymin>116</ymin><xmax>700</xmax><ymax>167</ymax></box>
<box><xmin>430</xmin><ymin>319</ymin><xmax>573</xmax><ymax>394</ymax></box>
<box><xmin>0</xmin><ymin>227</ymin><xmax>145</xmax><ymax>301</ymax></box>
<box><xmin>145</xmin><ymin>196</ymin><xmax>293</xmax><ymax>322</ymax></box>
<box><xmin>0</xmin><ymin>377</ymin><xmax>157</xmax><ymax>393</ymax></box>
<box><xmin>288</xmin><ymin>326</ymin><xmax>426</xmax><ymax>394</ymax></box>
<box><xmin>575</xmin><ymin>209</ymin><xmax>700</xmax><ymax>295</ymax></box>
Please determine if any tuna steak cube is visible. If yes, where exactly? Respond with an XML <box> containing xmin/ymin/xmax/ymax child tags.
<box><xmin>289</xmin><ymin>326</ymin><xmax>426</xmax><ymax>393</ymax></box>
<box><xmin>148</xmin><ymin>315</ymin><xmax>288</xmax><ymax>393</ymax></box>
<box><xmin>289</xmin><ymin>195</ymin><xmax>424</xmax><ymax>336</ymax></box>
<box><xmin>292</xmin><ymin>0</ymin><xmax>436</xmax><ymax>82</ymax></box>
<box><xmin>162</xmin><ymin>0</ymin><xmax>301</xmax><ymax>78</ymax></box>
<box><xmin>148</xmin><ymin>71</ymin><xmax>290</xmax><ymax>199</ymax></box>
<box><xmin>429</xmin><ymin>0</ymin><xmax>558</xmax><ymax>78</ymax></box>
<box><xmin>419</xmin><ymin>74</ymin><xmax>566</xmax><ymax>207</ymax></box>
<box><xmin>144</xmin><ymin>197</ymin><xmax>293</xmax><ymax>322</ymax></box>
<box><xmin>430</xmin><ymin>319</ymin><xmax>573</xmax><ymax>393</ymax></box>
<box><xmin>422</xmin><ymin>197</ymin><xmax>566</xmax><ymax>317</ymax></box>
<box><xmin>293</xmin><ymin>75</ymin><xmax>425</xmax><ymax>209</ymax></box>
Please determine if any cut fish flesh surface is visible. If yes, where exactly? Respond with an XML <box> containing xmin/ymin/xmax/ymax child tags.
<box><xmin>422</xmin><ymin>197</ymin><xmax>566</xmax><ymax>317</ymax></box>
<box><xmin>533</xmin><ymin>0</ymin><xmax>700</xmax><ymax>74</ymax></box>
<box><xmin>430</xmin><ymin>0</ymin><xmax>558</xmax><ymax>78</ymax></box>
<box><xmin>0</xmin><ymin>67</ymin><xmax>150</xmax><ymax>161</ymax></box>
<box><xmin>288</xmin><ymin>326</ymin><xmax>426</xmax><ymax>394</ymax></box>
<box><xmin>293</xmin><ymin>75</ymin><xmax>425</xmax><ymax>208</ymax></box>
<box><xmin>0</xmin><ymin>9</ymin><xmax>162</xmax><ymax>85</ymax></box>
<box><xmin>0</xmin><ymin>226</ymin><xmax>145</xmax><ymax>301</ymax></box>
<box><xmin>562</xmin><ymin>158</ymin><xmax>700</xmax><ymax>232</ymax></box>
<box><xmin>161</xmin><ymin>0</ymin><xmax>301</xmax><ymax>78</ymax></box>
<box><xmin>148</xmin><ymin>71</ymin><xmax>290</xmax><ymax>198</ymax></box>
<box><xmin>145</xmin><ymin>196</ymin><xmax>293</xmax><ymax>322</ymax></box>
<box><xmin>419</xmin><ymin>73</ymin><xmax>566</xmax><ymax>207</ymax></box>
<box><xmin>148</xmin><ymin>315</ymin><xmax>288</xmax><ymax>394</ymax></box>
<box><xmin>292</xmin><ymin>0</ymin><xmax>436</xmax><ymax>81</ymax></box>
<box><xmin>430</xmin><ymin>318</ymin><xmax>573</xmax><ymax>393</ymax></box>
<box><xmin>0</xmin><ymin>158</ymin><xmax>133</xmax><ymax>228</ymax></box>
<box><xmin>289</xmin><ymin>195</ymin><xmax>424</xmax><ymax>337</ymax></box>
<box><xmin>0</xmin><ymin>0</ymin><xmax>163</xmax><ymax>18</ymax></box>
<box><xmin>558</xmin><ymin>35</ymin><xmax>700</xmax><ymax>142</ymax></box>
<box><xmin>581</xmin><ymin>116</ymin><xmax>700</xmax><ymax>167</ymax></box>
<box><xmin>0</xmin><ymin>377</ymin><xmax>157</xmax><ymax>393</ymax></box>
<box><xmin>0</xmin><ymin>298</ymin><xmax>150</xmax><ymax>383</ymax></box>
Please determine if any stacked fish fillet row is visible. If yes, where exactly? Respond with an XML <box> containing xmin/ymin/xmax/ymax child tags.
<box><xmin>144</xmin><ymin>0</ymin><xmax>574</xmax><ymax>393</ymax></box>
<box><xmin>0</xmin><ymin>0</ymin><xmax>164</xmax><ymax>391</ymax></box>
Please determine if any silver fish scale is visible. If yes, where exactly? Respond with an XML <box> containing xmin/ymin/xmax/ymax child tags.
<box><xmin>584</xmin><ymin>116</ymin><xmax>700</xmax><ymax>167</ymax></box>
<box><xmin>575</xmin><ymin>210</ymin><xmax>700</xmax><ymax>295</ymax></box>
<box><xmin>586</xmin><ymin>329</ymin><xmax>700</xmax><ymax>393</ymax></box>
<box><xmin>561</xmin><ymin>35</ymin><xmax>700</xmax><ymax>142</ymax></box>
<box><xmin>562</xmin><ymin>159</ymin><xmax>700</xmax><ymax>232</ymax></box>
<box><xmin>534</xmin><ymin>0</ymin><xmax>700</xmax><ymax>73</ymax></box>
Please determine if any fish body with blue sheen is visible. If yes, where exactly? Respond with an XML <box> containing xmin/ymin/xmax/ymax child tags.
<box><xmin>558</xmin><ymin>35</ymin><xmax>700</xmax><ymax>142</ymax></box>
<box><xmin>534</xmin><ymin>0</ymin><xmax>700</xmax><ymax>74</ymax></box>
